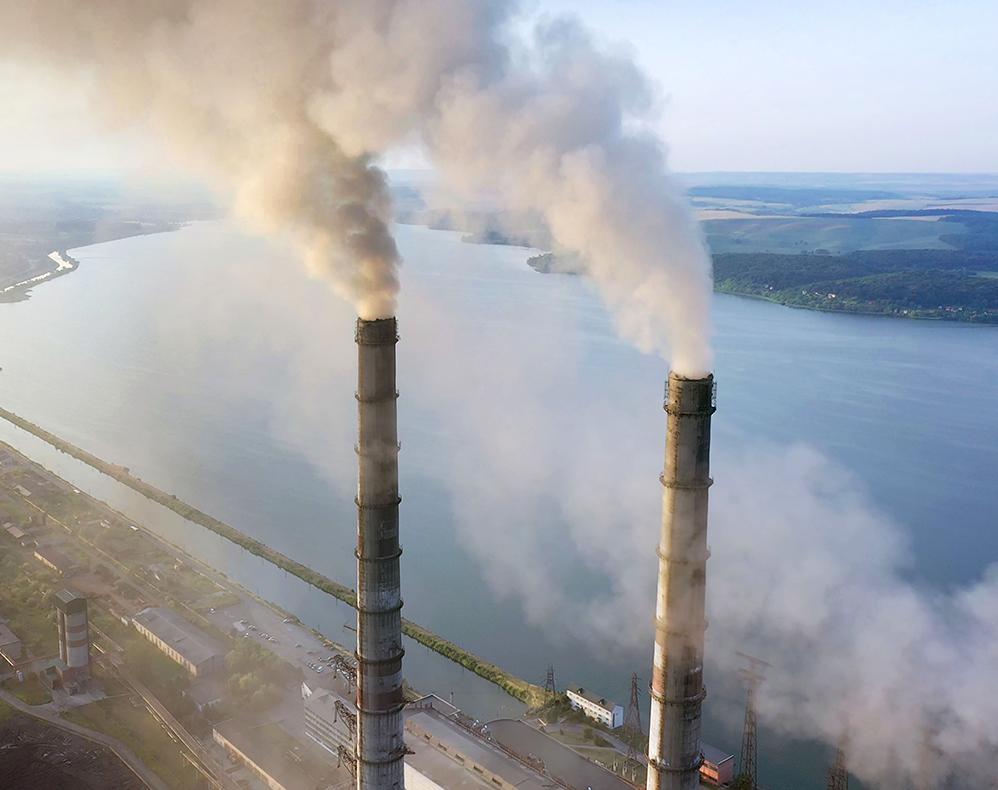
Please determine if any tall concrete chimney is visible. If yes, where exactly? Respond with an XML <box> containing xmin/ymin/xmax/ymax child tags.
<box><xmin>646</xmin><ymin>372</ymin><xmax>716</xmax><ymax>790</ymax></box>
<box><xmin>355</xmin><ymin>317</ymin><xmax>405</xmax><ymax>790</ymax></box>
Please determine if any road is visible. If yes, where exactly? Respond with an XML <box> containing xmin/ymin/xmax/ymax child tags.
<box><xmin>0</xmin><ymin>686</ymin><xmax>169</xmax><ymax>790</ymax></box>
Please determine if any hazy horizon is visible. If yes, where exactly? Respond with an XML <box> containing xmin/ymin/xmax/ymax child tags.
<box><xmin>2</xmin><ymin>1</ymin><xmax>996</xmax><ymax>176</ymax></box>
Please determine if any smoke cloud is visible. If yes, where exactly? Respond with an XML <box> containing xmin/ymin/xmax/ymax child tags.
<box><xmin>0</xmin><ymin>0</ymin><xmax>712</xmax><ymax>373</ymax></box>
<box><xmin>159</xmin><ymin>226</ymin><xmax>998</xmax><ymax>788</ymax></box>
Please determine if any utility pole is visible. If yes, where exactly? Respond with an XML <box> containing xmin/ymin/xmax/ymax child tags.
<box><xmin>625</xmin><ymin>673</ymin><xmax>643</xmax><ymax>764</ymax></box>
<box><xmin>544</xmin><ymin>664</ymin><xmax>557</xmax><ymax>698</ymax></box>
<box><xmin>826</xmin><ymin>736</ymin><xmax>849</xmax><ymax>790</ymax></box>
<box><xmin>735</xmin><ymin>652</ymin><xmax>770</xmax><ymax>790</ymax></box>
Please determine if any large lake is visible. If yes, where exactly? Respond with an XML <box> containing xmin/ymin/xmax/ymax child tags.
<box><xmin>1</xmin><ymin>221</ymin><xmax>995</xmax><ymax>789</ymax></box>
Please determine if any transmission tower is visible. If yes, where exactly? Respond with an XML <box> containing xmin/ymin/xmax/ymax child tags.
<box><xmin>544</xmin><ymin>664</ymin><xmax>557</xmax><ymax>698</ymax></box>
<box><xmin>826</xmin><ymin>735</ymin><xmax>849</xmax><ymax>790</ymax></box>
<box><xmin>624</xmin><ymin>673</ymin><xmax>643</xmax><ymax>763</ymax></box>
<box><xmin>735</xmin><ymin>652</ymin><xmax>771</xmax><ymax>790</ymax></box>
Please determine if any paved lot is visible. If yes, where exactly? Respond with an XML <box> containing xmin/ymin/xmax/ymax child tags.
<box><xmin>204</xmin><ymin>596</ymin><xmax>353</xmax><ymax>683</ymax></box>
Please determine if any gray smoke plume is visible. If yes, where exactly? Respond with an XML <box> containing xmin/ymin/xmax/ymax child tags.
<box><xmin>159</xmin><ymin>228</ymin><xmax>998</xmax><ymax>789</ymax></box>
<box><xmin>0</xmin><ymin>0</ymin><xmax>712</xmax><ymax>373</ymax></box>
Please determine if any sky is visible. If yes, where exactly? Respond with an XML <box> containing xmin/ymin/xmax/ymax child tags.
<box><xmin>0</xmin><ymin>0</ymin><xmax>996</xmax><ymax>175</ymax></box>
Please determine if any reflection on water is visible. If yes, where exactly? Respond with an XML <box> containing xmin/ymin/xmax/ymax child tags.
<box><xmin>1</xmin><ymin>221</ymin><xmax>996</xmax><ymax>788</ymax></box>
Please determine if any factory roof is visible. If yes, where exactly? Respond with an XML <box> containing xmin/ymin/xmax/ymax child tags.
<box><xmin>4</xmin><ymin>524</ymin><xmax>26</xmax><ymax>539</ymax></box>
<box><xmin>302</xmin><ymin>668</ymin><xmax>354</xmax><ymax>701</ymax></box>
<box><xmin>486</xmin><ymin>718</ymin><xmax>633</xmax><ymax>790</ymax></box>
<box><xmin>566</xmin><ymin>683</ymin><xmax>621</xmax><ymax>711</ymax></box>
<box><xmin>214</xmin><ymin>719</ymin><xmax>345</xmax><ymax>790</ymax></box>
<box><xmin>702</xmin><ymin>742</ymin><xmax>735</xmax><ymax>767</ymax></box>
<box><xmin>404</xmin><ymin>706</ymin><xmax>551</xmax><ymax>790</ymax></box>
<box><xmin>53</xmin><ymin>588</ymin><xmax>84</xmax><ymax>605</ymax></box>
<box><xmin>132</xmin><ymin>607</ymin><xmax>226</xmax><ymax>667</ymax></box>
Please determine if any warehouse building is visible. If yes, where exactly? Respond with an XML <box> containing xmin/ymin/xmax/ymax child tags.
<box><xmin>566</xmin><ymin>684</ymin><xmax>624</xmax><ymax>729</ymax></box>
<box><xmin>403</xmin><ymin>698</ymin><xmax>551</xmax><ymax>790</ymax></box>
<box><xmin>132</xmin><ymin>607</ymin><xmax>226</xmax><ymax>677</ymax></box>
<box><xmin>486</xmin><ymin>718</ymin><xmax>634</xmax><ymax>790</ymax></box>
<box><xmin>34</xmin><ymin>545</ymin><xmax>78</xmax><ymax>576</ymax></box>
<box><xmin>214</xmin><ymin>719</ymin><xmax>345</xmax><ymax>790</ymax></box>
<box><xmin>302</xmin><ymin>690</ymin><xmax>552</xmax><ymax>789</ymax></box>
<box><xmin>4</xmin><ymin>523</ymin><xmax>27</xmax><ymax>542</ymax></box>
<box><xmin>304</xmin><ymin>686</ymin><xmax>355</xmax><ymax>756</ymax></box>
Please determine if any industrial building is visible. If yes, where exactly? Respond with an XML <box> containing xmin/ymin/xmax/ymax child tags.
<box><xmin>566</xmin><ymin>684</ymin><xmax>625</xmax><ymax>729</ymax></box>
<box><xmin>403</xmin><ymin>696</ymin><xmax>551</xmax><ymax>790</ymax></box>
<box><xmin>701</xmin><ymin>744</ymin><xmax>736</xmax><ymax>786</ymax></box>
<box><xmin>131</xmin><ymin>607</ymin><xmax>226</xmax><ymax>677</ymax></box>
<box><xmin>0</xmin><ymin>619</ymin><xmax>22</xmax><ymax>665</ymax></box>
<box><xmin>53</xmin><ymin>588</ymin><xmax>90</xmax><ymax>683</ymax></box>
<box><xmin>34</xmin><ymin>545</ymin><xmax>78</xmax><ymax>576</ymax></box>
<box><xmin>184</xmin><ymin>679</ymin><xmax>225</xmax><ymax>713</ymax></box>
<box><xmin>304</xmin><ymin>686</ymin><xmax>355</xmax><ymax>756</ymax></box>
<box><xmin>486</xmin><ymin>718</ymin><xmax>634</xmax><ymax>790</ymax></box>
<box><xmin>213</xmin><ymin>719</ymin><xmax>345</xmax><ymax>790</ymax></box>
<box><xmin>303</xmin><ymin>689</ymin><xmax>554</xmax><ymax>789</ymax></box>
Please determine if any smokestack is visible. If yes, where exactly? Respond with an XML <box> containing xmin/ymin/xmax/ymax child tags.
<box><xmin>355</xmin><ymin>317</ymin><xmax>405</xmax><ymax>790</ymax></box>
<box><xmin>647</xmin><ymin>372</ymin><xmax>716</xmax><ymax>790</ymax></box>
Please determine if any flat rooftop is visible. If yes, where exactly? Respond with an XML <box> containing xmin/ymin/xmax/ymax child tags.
<box><xmin>214</xmin><ymin>719</ymin><xmax>345</xmax><ymax>790</ymax></box>
<box><xmin>486</xmin><ymin>718</ymin><xmax>633</xmax><ymax>790</ymax></box>
<box><xmin>405</xmin><ymin>706</ymin><xmax>550</xmax><ymax>790</ymax></box>
<box><xmin>702</xmin><ymin>742</ymin><xmax>735</xmax><ymax>766</ymax></box>
<box><xmin>132</xmin><ymin>607</ymin><xmax>225</xmax><ymax>667</ymax></box>
<box><xmin>566</xmin><ymin>683</ymin><xmax>620</xmax><ymax>711</ymax></box>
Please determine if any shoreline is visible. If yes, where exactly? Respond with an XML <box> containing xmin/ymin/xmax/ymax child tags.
<box><xmin>0</xmin><ymin>405</ymin><xmax>546</xmax><ymax>708</ymax></box>
<box><xmin>715</xmin><ymin>285</ymin><xmax>998</xmax><ymax>325</ymax></box>
<box><xmin>0</xmin><ymin>251</ymin><xmax>80</xmax><ymax>300</ymax></box>
<box><xmin>0</xmin><ymin>224</ymin><xmax>184</xmax><ymax>300</ymax></box>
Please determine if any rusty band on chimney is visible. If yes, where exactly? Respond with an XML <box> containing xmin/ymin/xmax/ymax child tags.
<box><xmin>648</xmin><ymin>684</ymin><xmax>707</xmax><ymax>707</ymax></box>
<box><xmin>648</xmin><ymin>753</ymin><xmax>705</xmax><ymax>773</ymax></box>
<box><xmin>355</xmin><ymin>495</ymin><xmax>403</xmax><ymax>509</ymax></box>
<box><xmin>355</xmin><ymin>600</ymin><xmax>405</xmax><ymax>616</ymax></box>
<box><xmin>354</xmin><ymin>548</ymin><xmax>404</xmax><ymax>563</ymax></box>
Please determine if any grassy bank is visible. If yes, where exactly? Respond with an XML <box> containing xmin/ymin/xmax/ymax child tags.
<box><xmin>0</xmin><ymin>407</ymin><xmax>545</xmax><ymax>707</ymax></box>
<box><xmin>64</xmin><ymin>688</ymin><xmax>192</xmax><ymax>789</ymax></box>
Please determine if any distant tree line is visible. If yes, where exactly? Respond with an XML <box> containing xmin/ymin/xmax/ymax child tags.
<box><xmin>713</xmin><ymin>248</ymin><xmax>998</xmax><ymax>323</ymax></box>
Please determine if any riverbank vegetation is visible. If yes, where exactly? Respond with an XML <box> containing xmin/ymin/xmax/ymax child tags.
<box><xmin>713</xmin><ymin>249</ymin><xmax>998</xmax><ymax>322</ymax></box>
<box><xmin>0</xmin><ymin>408</ymin><xmax>546</xmax><ymax>707</ymax></box>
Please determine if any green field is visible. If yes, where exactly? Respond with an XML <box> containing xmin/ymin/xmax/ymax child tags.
<box><xmin>704</xmin><ymin>216</ymin><xmax>960</xmax><ymax>254</ymax></box>
<box><xmin>2</xmin><ymin>674</ymin><xmax>52</xmax><ymax>705</ymax></box>
<box><xmin>0</xmin><ymin>547</ymin><xmax>60</xmax><ymax>657</ymax></box>
<box><xmin>64</xmin><ymin>692</ymin><xmax>192</xmax><ymax>789</ymax></box>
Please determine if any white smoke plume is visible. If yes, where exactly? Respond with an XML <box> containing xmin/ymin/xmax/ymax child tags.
<box><xmin>160</xmin><ymin>228</ymin><xmax>998</xmax><ymax>788</ymax></box>
<box><xmin>0</xmin><ymin>0</ymin><xmax>712</xmax><ymax>373</ymax></box>
<box><xmin>15</xmin><ymin>2</ymin><xmax>996</xmax><ymax>787</ymax></box>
